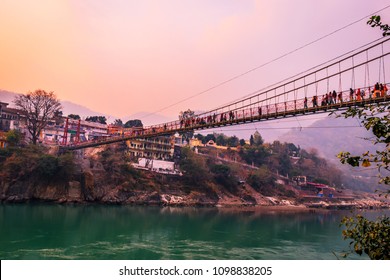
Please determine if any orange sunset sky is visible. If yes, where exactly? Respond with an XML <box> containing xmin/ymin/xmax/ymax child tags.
<box><xmin>1</xmin><ymin>0</ymin><xmax>390</xmax><ymax>122</ymax></box>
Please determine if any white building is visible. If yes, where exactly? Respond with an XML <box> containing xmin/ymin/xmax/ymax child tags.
<box><xmin>132</xmin><ymin>158</ymin><xmax>182</xmax><ymax>175</ymax></box>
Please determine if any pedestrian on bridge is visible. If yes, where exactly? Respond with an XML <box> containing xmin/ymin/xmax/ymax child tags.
<box><xmin>356</xmin><ymin>88</ymin><xmax>362</xmax><ymax>101</ymax></box>
<box><xmin>337</xmin><ymin>92</ymin><xmax>343</xmax><ymax>103</ymax></box>
<box><xmin>332</xmin><ymin>90</ymin><xmax>337</xmax><ymax>104</ymax></box>
<box><xmin>312</xmin><ymin>96</ymin><xmax>318</xmax><ymax>107</ymax></box>
<box><xmin>304</xmin><ymin>97</ymin><xmax>308</xmax><ymax>109</ymax></box>
<box><xmin>349</xmin><ymin>88</ymin><xmax>354</xmax><ymax>101</ymax></box>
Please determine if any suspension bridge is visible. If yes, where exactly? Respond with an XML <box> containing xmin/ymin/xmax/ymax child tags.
<box><xmin>59</xmin><ymin>38</ymin><xmax>390</xmax><ymax>152</ymax></box>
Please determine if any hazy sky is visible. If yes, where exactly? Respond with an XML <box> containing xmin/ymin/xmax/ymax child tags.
<box><xmin>1</xmin><ymin>0</ymin><xmax>390</xmax><ymax>122</ymax></box>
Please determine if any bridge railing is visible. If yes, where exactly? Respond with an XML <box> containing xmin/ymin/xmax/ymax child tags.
<box><xmin>59</xmin><ymin>38</ymin><xmax>390</xmax><ymax>150</ymax></box>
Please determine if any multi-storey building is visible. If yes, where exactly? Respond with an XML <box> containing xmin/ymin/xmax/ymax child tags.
<box><xmin>0</xmin><ymin>102</ymin><xmax>24</xmax><ymax>132</ymax></box>
<box><xmin>125</xmin><ymin>133</ymin><xmax>184</xmax><ymax>160</ymax></box>
<box><xmin>126</xmin><ymin>136</ymin><xmax>174</xmax><ymax>160</ymax></box>
<box><xmin>42</xmin><ymin>118</ymin><xmax>109</xmax><ymax>145</ymax></box>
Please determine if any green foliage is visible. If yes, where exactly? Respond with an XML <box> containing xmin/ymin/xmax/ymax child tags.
<box><xmin>179</xmin><ymin>146</ymin><xmax>210</xmax><ymax>186</ymax></box>
<box><xmin>341</xmin><ymin>215</ymin><xmax>390</xmax><ymax>259</ymax></box>
<box><xmin>113</xmin><ymin>119</ymin><xmax>123</xmax><ymax>126</ymax></box>
<box><xmin>124</xmin><ymin>119</ymin><xmax>143</xmax><ymax>128</ymax></box>
<box><xmin>194</xmin><ymin>133</ymin><xmax>204</xmax><ymax>143</ymax></box>
<box><xmin>85</xmin><ymin>115</ymin><xmax>107</xmax><ymax>124</ymax></box>
<box><xmin>278</xmin><ymin>153</ymin><xmax>292</xmax><ymax>177</ymax></box>
<box><xmin>178</xmin><ymin>109</ymin><xmax>195</xmax><ymax>121</ymax></box>
<box><xmin>0</xmin><ymin>148</ymin><xmax>12</xmax><ymax>164</ymax></box>
<box><xmin>239</xmin><ymin>144</ymin><xmax>270</xmax><ymax>166</ymax></box>
<box><xmin>252</xmin><ymin>131</ymin><xmax>264</xmax><ymax>146</ymax></box>
<box><xmin>367</xmin><ymin>15</ymin><xmax>390</xmax><ymax>37</ymax></box>
<box><xmin>239</xmin><ymin>139</ymin><xmax>246</xmax><ymax>146</ymax></box>
<box><xmin>5</xmin><ymin>130</ymin><xmax>22</xmax><ymax>146</ymax></box>
<box><xmin>246</xmin><ymin>167</ymin><xmax>276</xmax><ymax>196</ymax></box>
<box><xmin>311</xmin><ymin>177</ymin><xmax>329</xmax><ymax>185</ymax></box>
<box><xmin>178</xmin><ymin>109</ymin><xmax>195</xmax><ymax>141</ymax></box>
<box><xmin>36</xmin><ymin>155</ymin><xmax>59</xmax><ymax>178</ymax></box>
<box><xmin>338</xmin><ymin>15</ymin><xmax>390</xmax><ymax>260</ymax></box>
<box><xmin>226</xmin><ymin>135</ymin><xmax>239</xmax><ymax>147</ymax></box>
<box><xmin>204</xmin><ymin>134</ymin><xmax>216</xmax><ymax>144</ymax></box>
<box><xmin>208</xmin><ymin>163</ymin><xmax>238</xmax><ymax>193</ymax></box>
<box><xmin>57</xmin><ymin>152</ymin><xmax>76</xmax><ymax>180</ymax></box>
<box><xmin>338</xmin><ymin>102</ymin><xmax>390</xmax><ymax>259</ymax></box>
<box><xmin>210</xmin><ymin>164</ymin><xmax>230</xmax><ymax>176</ymax></box>
<box><xmin>0</xmin><ymin>145</ymin><xmax>76</xmax><ymax>183</ymax></box>
<box><xmin>215</xmin><ymin>134</ymin><xmax>227</xmax><ymax>146</ymax></box>
<box><xmin>120</xmin><ymin>162</ymin><xmax>140</xmax><ymax>178</ymax></box>
<box><xmin>68</xmin><ymin>114</ymin><xmax>81</xmax><ymax>120</ymax></box>
<box><xmin>1</xmin><ymin>145</ymin><xmax>42</xmax><ymax>180</ymax></box>
<box><xmin>337</xmin><ymin>102</ymin><xmax>390</xmax><ymax>187</ymax></box>
<box><xmin>98</xmin><ymin>146</ymin><xmax>136</xmax><ymax>184</ymax></box>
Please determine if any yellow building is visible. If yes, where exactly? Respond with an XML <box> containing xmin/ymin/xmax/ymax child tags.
<box><xmin>189</xmin><ymin>138</ymin><xmax>203</xmax><ymax>148</ymax></box>
<box><xmin>126</xmin><ymin>136</ymin><xmax>174</xmax><ymax>160</ymax></box>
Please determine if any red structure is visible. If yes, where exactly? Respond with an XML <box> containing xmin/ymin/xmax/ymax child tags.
<box><xmin>62</xmin><ymin>118</ymin><xmax>69</xmax><ymax>145</ymax></box>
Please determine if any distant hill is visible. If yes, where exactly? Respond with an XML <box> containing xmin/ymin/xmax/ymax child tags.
<box><xmin>279</xmin><ymin>113</ymin><xmax>384</xmax><ymax>192</ymax></box>
<box><xmin>0</xmin><ymin>90</ymin><xmax>16</xmax><ymax>104</ymax></box>
<box><xmin>0</xmin><ymin>89</ymin><xmax>174</xmax><ymax>126</ymax></box>
<box><xmin>1</xmin><ymin>90</ymin><xmax>108</xmax><ymax>118</ymax></box>
<box><xmin>122</xmin><ymin>112</ymin><xmax>174</xmax><ymax>127</ymax></box>
<box><xmin>279</xmin><ymin>114</ymin><xmax>375</xmax><ymax>160</ymax></box>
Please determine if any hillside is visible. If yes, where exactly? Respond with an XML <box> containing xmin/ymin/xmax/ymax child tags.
<box><xmin>279</xmin><ymin>113</ymin><xmax>383</xmax><ymax>192</ymax></box>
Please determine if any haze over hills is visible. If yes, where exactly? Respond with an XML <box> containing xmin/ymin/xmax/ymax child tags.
<box><xmin>278</xmin><ymin>114</ymin><xmax>376</xmax><ymax>162</ymax></box>
<box><xmin>278</xmin><ymin>114</ymin><xmax>383</xmax><ymax>192</ymax></box>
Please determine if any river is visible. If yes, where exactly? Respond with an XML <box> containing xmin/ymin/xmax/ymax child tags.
<box><xmin>0</xmin><ymin>204</ymin><xmax>387</xmax><ymax>260</ymax></box>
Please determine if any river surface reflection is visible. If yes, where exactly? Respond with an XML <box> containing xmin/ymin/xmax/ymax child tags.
<box><xmin>1</xmin><ymin>204</ymin><xmax>386</xmax><ymax>259</ymax></box>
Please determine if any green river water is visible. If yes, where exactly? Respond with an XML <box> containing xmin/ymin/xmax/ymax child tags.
<box><xmin>1</xmin><ymin>204</ymin><xmax>386</xmax><ymax>260</ymax></box>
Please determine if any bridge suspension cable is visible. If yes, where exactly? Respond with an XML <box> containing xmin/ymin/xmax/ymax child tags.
<box><xmin>60</xmin><ymin>37</ymin><xmax>390</xmax><ymax>151</ymax></box>
<box><xmin>138</xmin><ymin>4</ymin><xmax>390</xmax><ymax>120</ymax></box>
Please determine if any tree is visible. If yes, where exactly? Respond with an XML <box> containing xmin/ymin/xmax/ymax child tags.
<box><xmin>178</xmin><ymin>109</ymin><xmax>195</xmax><ymax>121</ymax></box>
<box><xmin>215</xmin><ymin>133</ymin><xmax>227</xmax><ymax>146</ymax></box>
<box><xmin>252</xmin><ymin>131</ymin><xmax>264</xmax><ymax>146</ymax></box>
<box><xmin>239</xmin><ymin>143</ymin><xmax>270</xmax><ymax>166</ymax></box>
<box><xmin>112</xmin><ymin>119</ymin><xmax>123</xmax><ymax>127</ymax></box>
<box><xmin>85</xmin><ymin>116</ymin><xmax>107</xmax><ymax>124</ymax></box>
<box><xmin>124</xmin><ymin>119</ymin><xmax>143</xmax><ymax>128</ymax></box>
<box><xmin>14</xmin><ymin>89</ymin><xmax>62</xmax><ymax>144</ymax></box>
<box><xmin>341</xmin><ymin>215</ymin><xmax>390</xmax><ymax>260</ymax></box>
<box><xmin>5</xmin><ymin>130</ymin><xmax>22</xmax><ymax>147</ymax></box>
<box><xmin>246</xmin><ymin>166</ymin><xmax>276</xmax><ymax>196</ymax></box>
<box><xmin>227</xmin><ymin>135</ymin><xmax>239</xmax><ymax>147</ymax></box>
<box><xmin>204</xmin><ymin>134</ymin><xmax>216</xmax><ymax>144</ymax></box>
<box><xmin>179</xmin><ymin>146</ymin><xmax>210</xmax><ymax>186</ymax></box>
<box><xmin>338</xmin><ymin>16</ymin><xmax>390</xmax><ymax>260</ymax></box>
<box><xmin>68</xmin><ymin>114</ymin><xmax>81</xmax><ymax>120</ymax></box>
<box><xmin>367</xmin><ymin>15</ymin><xmax>390</xmax><ymax>36</ymax></box>
<box><xmin>178</xmin><ymin>109</ymin><xmax>195</xmax><ymax>141</ymax></box>
<box><xmin>194</xmin><ymin>133</ymin><xmax>204</xmax><ymax>142</ymax></box>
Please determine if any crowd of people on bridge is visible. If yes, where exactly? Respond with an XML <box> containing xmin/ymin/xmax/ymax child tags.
<box><xmin>150</xmin><ymin>82</ymin><xmax>389</xmax><ymax>133</ymax></box>
<box><xmin>310</xmin><ymin>82</ymin><xmax>388</xmax><ymax>108</ymax></box>
<box><xmin>66</xmin><ymin>82</ymin><xmax>389</xmax><ymax>148</ymax></box>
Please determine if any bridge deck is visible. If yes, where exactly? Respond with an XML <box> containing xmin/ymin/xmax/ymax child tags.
<box><xmin>59</xmin><ymin>95</ymin><xmax>389</xmax><ymax>151</ymax></box>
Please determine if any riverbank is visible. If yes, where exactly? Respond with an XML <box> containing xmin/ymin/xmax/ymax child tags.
<box><xmin>1</xmin><ymin>185</ymin><xmax>388</xmax><ymax>210</ymax></box>
<box><xmin>1</xmin><ymin>144</ymin><xmax>388</xmax><ymax>210</ymax></box>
